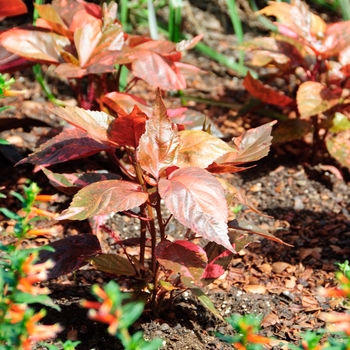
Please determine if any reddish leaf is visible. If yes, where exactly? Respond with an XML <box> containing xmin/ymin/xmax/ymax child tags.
<box><xmin>174</xmin><ymin>130</ymin><xmax>234</xmax><ymax>169</ymax></box>
<box><xmin>90</xmin><ymin>254</ymin><xmax>136</xmax><ymax>276</ymax></box>
<box><xmin>16</xmin><ymin>128</ymin><xmax>109</xmax><ymax>168</ymax></box>
<box><xmin>202</xmin><ymin>246</ymin><xmax>232</xmax><ymax>281</ymax></box>
<box><xmin>326</xmin><ymin>131</ymin><xmax>350</xmax><ymax>170</ymax></box>
<box><xmin>0</xmin><ymin>0</ymin><xmax>27</xmax><ymax>18</ymax></box>
<box><xmin>155</xmin><ymin>240</ymin><xmax>207</xmax><ymax>287</ymax></box>
<box><xmin>321</xmin><ymin>21</ymin><xmax>350</xmax><ymax>57</ymax></box>
<box><xmin>272</xmin><ymin>119</ymin><xmax>312</xmax><ymax>143</ymax></box>
<box><xmin>0</xmin><ymin>29</ymin><xmax>69</xmax><ymax>64</ymax></box>
<box><xmin>37</xmin><ymin>233</ymin><xmax>101</xmax><ymax>279</ymax></box>
<box><xmin>42</xmin><ymin>167</ymin><xmax>121</xmax><ymax>195</ymax></box>
<box><xmin>131</xmin><ymin>50</ymin><xmax>186</xmax><ymax>90</ymax></box>
<box><xmin>206</xmin><ymin>163</ymin><xmax>252</xmax><ymax>174</ymax></box>
<box><xmin>217</xmin><ymin>121</ymin><xmax>276</xmax><ymax>164</ymax></box>
<box><xmin>297</xmin><ymin>81</ymin><xmax>341</xmax><ymax>119</ymax></box>
<box><xmin>137</xmin><ymin>90</ymin><xmax>180</xmax><ymax>179</ymax></box>
<box><xmin>57</xmin><ymin>180</ymin><xmax>148</xmax><ymax>220</ymax></box>
<box><xmin>158</xmin><ymin>167</ymin><xmax>233</xmax><ymax>252</ymax></box>
<box><xmin>243</xmin><ymin>72</ymin><xmax>293</xmax><ymax>107</ymax></box>
<box><xmin>102</xmin><ymin>92</ymin><xmax>152</xmax><ymax>116</ymax></box>
<box><xmin>175</xmin><ymin>34</ymin><xmax>203</xmax><ymax>52</ymax></box>
<box><xmin>108</xmin><ymin>105</ymin><xmax>147</xmax><ymax>148</ymax></box>
<box><xmin>53</xmin><ymin>106</ymin><xmax>117</xmax><ymax>147</ymax></box>
<box><xmin>228</xmin><ymin>219</ymin><xmax>292</xmax><ymax>246</ymax></box>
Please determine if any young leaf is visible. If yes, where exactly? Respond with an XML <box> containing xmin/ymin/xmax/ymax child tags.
<box><xmin>0</xmin><ymin>29</ymin><xmax>69</xmax><ymax>64</ymax></box>
<box><xmin>107</xmin><ymin>105</ymin><xmax>147</xmax><ymax>148</ymax></box>
<box><xmin>90</xmin><ymin>254</ymin><xmax>136</xmax><ymax>276</ymax></box>
<box><xmin>57</xmin><ymin>180</ymin><xmax>148</xmax><ymax>220</ymax></box>
<box><xmin>137</xmin><ymin>90</ymin><xmax>180</xmax><ymax>179</ymax></box>
<box><xmin>41</xmin><ymin>167</ymin><xmax>121</xmax><ymax>195</ymax></box>
<box><xmin>102</xmin><ymin>92</ymin><xmax>152</xmax><ymax>116</ymax></box>
<box><xmin>243</xmin><ymin>72</ymin><xmax>293</xmax><ymax>107</ymax></box>
<box><xmin>158</xmin><ymin>167</ymin><xmax>233</xmax><ymax>252</ymax></box>
<box><xmin>326</xmin><ymin>131</ymin><xmax>350</xmax><ymax>170</ymax></box>
<box><xmin>297</xmin><ymin>81</ymin><xmax>341</xmax><ymax>119</ymax></box>
<box><xmin>330</xmin><ymin>112</ymin><xmax>350</xmax><ymax>133</ymax></box>
<box><xmin>37</xmin><ymin>233</ymin><xmax>101</xmax><ymax>279</ymax></box>
<box><xmin>16</xmin><ymin>128</ymin><xmax>109</xmax><ymax>168</ymax></box>
<box><xmin>216</xmin><ymin>121</ymin><xmax>276</xmax><ymax>164</ymax></box>
<box><xmin>53</xmin><ymin>106</ymin><xmax>117</xmax><ymax>146</ymax></box>
<box><xmin>155</xmin><ymin>240</ymin><xmax>207</xmax><ymax>287</ymax></box>
<box><xmin>174</xmin><ymin>130</ymin><xmax>234</xmax><ymax>169</ymax></box>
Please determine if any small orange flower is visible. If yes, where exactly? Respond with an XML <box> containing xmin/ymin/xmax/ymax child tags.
<box><xmin>17</xmin><ymin>254</ymin><xmax>53</xmax><ymax>295</ymax></box>
<box><xmin>27</xmin><ymin>227</ymin><xmax>59</xmax><ymax>237</ymax></box>
<box><xmin>247</xmin><ymin>333</ymin><xmax>271</xmax><ymax>344</ymax></box>
<box><xmin>30</xmin><ymin>207</ymin><xmax>58</xmax><ymax>219</ymax></box>
<box><xmin>6</xmin><ymin>303</ymin><xmax>27</xmax><ymax>323</ymax></box>
<box><xmin>35</xmin><ymin>194</ymin><xmax>59</xmax><ymax>202</ymax></box>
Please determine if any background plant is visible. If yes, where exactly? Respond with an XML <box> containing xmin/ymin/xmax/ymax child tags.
<box><xmin>237</xmin><ymin>0</ymin><xmax>350</xmax><ymax>168</ymax></box>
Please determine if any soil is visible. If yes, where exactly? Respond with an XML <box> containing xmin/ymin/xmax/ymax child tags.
<box><xmin>1</xmin><ymin>2</ymin><xmax>350</xmax><ymax>350</ymax></box>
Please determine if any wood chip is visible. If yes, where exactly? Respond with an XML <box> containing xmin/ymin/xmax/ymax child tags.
<box><xmin>244</xmin><ymin>284</ymin><xmax>266</xmax><ymax>294</ymax></box>
<box><xmin>272</xmin><ymin>262</ymin><xmax>291</xmax><ymax>274</ymax></box>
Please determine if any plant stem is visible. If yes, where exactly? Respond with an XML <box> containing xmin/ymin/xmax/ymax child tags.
<box><xmin>312</xmin><ymin>115</ymin><xmax>319</xmax><ymax>164</ymax></box>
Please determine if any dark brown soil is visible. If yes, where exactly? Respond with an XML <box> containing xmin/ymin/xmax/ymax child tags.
<box><xmin>1</xmin><ymin>2</ymin><xmax>350</xmax><ymax>350</ymax></box>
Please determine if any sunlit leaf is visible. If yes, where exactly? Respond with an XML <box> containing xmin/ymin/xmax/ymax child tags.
<box><xmin>216</xmin><ymin>121</ymin><xmax>276</xmax><ymax>164</ymax></box>
<box><xmin>326</xmin><ymin>131</ymin><xmax>350</xmax><ymax>170</ymax></box>
<box><xmin>330</xmin><ymin>112</ymin><xmax>350</xmax><ymax>133</ymax></box>
<box><xmin>16</xmin><ymin>128</ymin><xmax>109</xmax><ymax>167</ymax></box>
<box><xmin>158</xmin><ymin>167</ymin><xmax>233</xmax><ymax>252</ymax></box>
<box><xmin>102</xmin><ymin>92</ymin><xmax>152</xmax><ymax>116</ymax></box>
<box><xmin>108</xmin><ymin>105</ymin><xmax>147</xmax><ymax>148</ymax></box>
<box><xmin>0</xmin><ymin>29</ymin><xmax>69</xmax><ymax>64</ymax></box>
<box><xmin>37</xmin><ymin>233</ymin><xmax>101</xmax><ymax>279</ymax></box>
<box><xmin>297</xmin><ymin>81</ymin><xmax>341</xmax><ymax>119</ymax></box>
<box><xmin>53</xmin><ymin>106</ymin><xmax>117</xmax><ymax>146</ymax></box>
<box><xmin>174</xmin><ymin>130</ymin><xmax>234</xmax><ymax>168</ymax></box>
<box><xmin>90</xmin><ymin>254</ymin><xmax>136</xmax><ymax>276</ymax></box>
<box><xmin>272</xmin><ymin>119</ymin><xmax>312</xmax><ymax>143</ymax></box>
<box><xmin>243</xmin><ymin>72</ymin><xmax>293</xmax><ymax>107</ymax></box>
<box><xmin>155</xmin><ymin>240</ymin><xmax>207</xmax><ymax>287</ymax></box>
<box><xmin>321</xmin><ymin>21</ymin><xmax>350</xmax><ymax>57</ymax></box>
<box><xmin>137</xmin><ymin>90</ymin><xmax>180</xmax><ymax>179</ymax></box>
<box><xmin>57</xmin><ymin>180</ymin><xmax>148</xmax><ymax>220</ymax></box>
<box><xmin>42</xmin><ymin>167</ymin><xmax>121</xmax><ymax>195</ymax></box>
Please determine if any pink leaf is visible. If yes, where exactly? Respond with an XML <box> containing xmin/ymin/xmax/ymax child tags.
<box><xmin>155</xmin><ymin>240</ymin><xmax>207</xmax><ymax>287</ymax></box>
<box><xmin>53</xmin><ymin>106</ymin><xmax>117</xmax><ymax>146</ymax></box>
<box><xmin>217</xmin><ymin>121</ymin><xmax>276</xmax><ymax>164</ymax></box>
<box><xmin>158</xmin><ymin>167</ymin><xmax>233</xmax><ymax>252</ymax></box>
<box><xmin>137</xmin><ymin>90</ymin><xmax>180</xmax><ymax>179</ymax></box>
<box><xmin>57</xmin><ymin>180</ymin><xmax>148</xmax><ymax>220</ymax></box>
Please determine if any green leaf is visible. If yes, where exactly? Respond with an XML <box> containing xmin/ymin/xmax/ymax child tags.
<box><xmin>326</xmin><ymin>131</ymin><xmax>350</xmax><ymax>170</ymax></box>
<box><xmin>190</xmin><ymin>287</ymin><xmax>223</xmax><ymax>320</ymax></box>
<box><xmin>15</xmin><ymin>292</ymin><xmax>61</xmax><ymax>311</ymax></box>
<box><xmin>90</xmin><ymin>254</ymin><xmax>136</xmax><ymax>276</ymax></box>
<box><xmin>330</xmin><ymin>112</ymin><xmax>350</xmax><ymax>133</ymax></box>
<box><xmin>0</xmin><ymin>208</ymin><xmax>20</xmax><ymax>220</ymax></box>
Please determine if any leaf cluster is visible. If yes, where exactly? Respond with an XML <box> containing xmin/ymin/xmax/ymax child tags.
<box><xmin>240</xmin><ymin>1</ymin><xmax>350</xmax><ymax>168</ymax></box>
